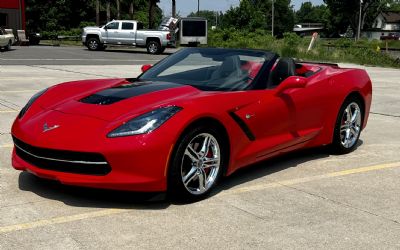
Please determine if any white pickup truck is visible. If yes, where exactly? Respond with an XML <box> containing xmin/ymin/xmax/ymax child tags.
<box><xmin>0</xmin><ymin>28</ymin><xmax>15</xmax><ymax>51</ymax></box>
<box><xmin>82</xmin><ymin>20</ymin><xmax>175</xmax><ymax>54</ymax></box>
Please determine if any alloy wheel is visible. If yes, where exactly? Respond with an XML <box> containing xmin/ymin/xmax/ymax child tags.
<box><xmin>88</xmin><ymin>40</ymin><xmax>98</xmax><ymax>50</ymax></box>
<box><xmin>340</xmin><ymin>102</ymin><xmax>362</xmax><ymax>148</ymax></box>
<box><xmin>180</xmin><ymin>133</ymin><xmax>221</xmax><ymax>195</ymax></box>
<box><xmin>148</xmin><ymin>43</ymin><xmax>158</xmax><ymax>54</ymax></box>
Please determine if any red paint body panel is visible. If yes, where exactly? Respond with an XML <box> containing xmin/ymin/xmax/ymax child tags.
<box><xmin>11</xmin><ymin>63</ymin><xmax>372</xmax><ymax>192</ymax></box>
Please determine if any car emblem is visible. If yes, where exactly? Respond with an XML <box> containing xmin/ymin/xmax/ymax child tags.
<box><xmin>43</xmin><ymin>123</ymin><xmax>60</xmax><ymax>133</ymax></box>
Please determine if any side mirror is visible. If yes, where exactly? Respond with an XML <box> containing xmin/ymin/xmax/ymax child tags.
<box><xmin>275</xmin><ymin>76</ymin><xmax>307</xmax><ymax>96</ymax></box>
<box><xmin>141</xmin><ymin>64</ymin><xmax>152</xmax><ymax>73</ymax></box>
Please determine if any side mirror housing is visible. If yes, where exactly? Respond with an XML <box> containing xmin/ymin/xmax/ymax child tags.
<box><xmin>275</xmin><ymin>76</ymin><xmax>308</xmax><ymax>96</ymax></box>
<box><xmin>141</xmin><ymin>64</ymin><xmax>152</xmax><ymax>73</ymax></box>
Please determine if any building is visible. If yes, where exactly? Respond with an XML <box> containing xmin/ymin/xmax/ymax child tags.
<box><xmin>363</xmin><ymin>11</ymin><xmax>400</xmax><ymax>40</ymax></box>
<box><xmin>293</xmin><ymin>23</ymin><xmax>324</xmax><ymax>37</ymax></box>
<box><xmin>0</xmin><ymin>0</ymin><xmax>25</xmax><ymax>31</ymax></box>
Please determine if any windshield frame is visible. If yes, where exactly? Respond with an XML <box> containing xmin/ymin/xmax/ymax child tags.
<box><xmin>138</xmin><ymin>48</ymin><xmax>278</xmax><ymax>91</ymax></box>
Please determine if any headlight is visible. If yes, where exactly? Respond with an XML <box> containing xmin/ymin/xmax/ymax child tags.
<box><xmin>19</xmin><ymin>88</ymin><xmax>48</xmax><ymax>119</ymax></box>
<box><xmin>107</xmin><ymin>106</ymin><xmax>182</xmax><ymax>138</ymax></box>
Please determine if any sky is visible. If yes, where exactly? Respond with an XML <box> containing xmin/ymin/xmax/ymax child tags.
<box><xmin>159</xmin><ymin>0</ymin><xmax>325</xmax><ymax>17</ymax></box>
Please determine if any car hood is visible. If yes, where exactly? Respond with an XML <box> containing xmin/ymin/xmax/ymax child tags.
<box><xmin>40</xmin><ymin>78</ymin><xmax>200</xmax><ymax>122</ymax></box>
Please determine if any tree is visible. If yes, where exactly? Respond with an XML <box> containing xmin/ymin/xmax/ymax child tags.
<box><xmin>116</xmin><ymin>0</ymin><xmax>121</xmax><ymax>19</ymax></box>
<box><xmin>295</xmin><ymin>2</ymin><xmax>329</xmax><ymax>24</ymax></box>
<box><xmin>148</xmin><ymin>0</ymin><xmax>160</xmax><ymax>28</ymax></box>
<box><xmin>188</xmin><ymin>10</ymin><xmax>220</xmax><ymax>27</ymax></box>
<box><xmin>96</xmin><ymin>0</ymin><xmax>100</xmax><ymax>26</ymax></box>
<box><xmin>324</xmin><ymin>0</ymin><xmax>397</xmax><ymax>36</ymax></box>
<box><xmin>129</xmin><ymin>1</ymin><xmax>134</xmax><ymax>19</ymax></box>
<box><xmin>221</xmin><ymin>0</ymin><xmax>294</xmax><ymax>35</ymax></box>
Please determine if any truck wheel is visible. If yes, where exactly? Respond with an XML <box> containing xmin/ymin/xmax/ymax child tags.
<box><xmin>147</xmin><ymin>40</ymin><xmax>161</xmax><ymax>55</ymax></box>
<box><xmin>87</xmin><ymin>38</ymin><xmax>101</xmax><ymax>51</ymax></box>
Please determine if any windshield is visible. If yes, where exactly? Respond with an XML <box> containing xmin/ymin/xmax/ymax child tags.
<box><xmin>139</xmin><ymin>48</ymin><xmax>276</xmax><ymax>91</ymax></box>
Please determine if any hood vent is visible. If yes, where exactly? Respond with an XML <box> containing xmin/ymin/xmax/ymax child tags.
<box><xmin>80</xmin><ymin>81</ymin><xmax>182</xmax><ymax>105</ymax></box>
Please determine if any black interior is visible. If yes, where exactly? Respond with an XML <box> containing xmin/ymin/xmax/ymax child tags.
<box><xmin>268</xmin><ymin>58</ymin><xmax>296</xmax><ymax>88</ymax></box>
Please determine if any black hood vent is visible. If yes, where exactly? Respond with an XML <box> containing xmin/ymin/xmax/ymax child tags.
<box><xmin>80</xmin><ymin>81</ymin><xmax>182</xmax><ymax>105</ymax></box>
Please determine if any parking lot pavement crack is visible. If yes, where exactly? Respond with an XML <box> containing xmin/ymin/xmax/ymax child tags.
<box><xmin>370</xmin><ymin>112</ymin><xmax>400</xmax><ymax>118</ymax></box>
<box><xmin>27</xmin><ymin>65</ymin><xmax>113</xmax><ymax>78</ymax></box>
<box><xmin>221</xmin><ymin>199</ymin><xmax>270</xmax><ymax>221</ymax></box>
<box><xmin>0</xmin><ymin>98</ymin><xmax>21</xmax><ymax>110</ymax></box>
<box><xmin>276</xmin><ymin>182</ymin><xmax>400</xmax><ymax>227</ymax></box>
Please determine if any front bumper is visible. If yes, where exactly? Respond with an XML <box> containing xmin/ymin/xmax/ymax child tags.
<box><xmin>11</xmin><ymin>111</ymin><xmax>175</xmax><ymax>192</ymax></box>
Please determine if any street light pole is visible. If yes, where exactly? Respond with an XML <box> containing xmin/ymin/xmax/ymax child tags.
<box><xmin>272</xmin><ymin>0</ymin><xmax>275</xmax><ymax>37</ymax></box>
<box><xmin>357</xmin><ymin>0</ymin><xmax>363</xmax><ymax>40</ymax></box>
<box><xmin>197</xmin><ymin>0</ymin><xmax>200</xmax><ymax>16</ymax></box>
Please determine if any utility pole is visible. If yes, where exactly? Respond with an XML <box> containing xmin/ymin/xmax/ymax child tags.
<box><xmin>272</xmin><ymin>0</ymin><xmax>275</xmax><ymax>37</ymax></box>
<box><xmin>197</xmin><ymin>0</ymin><xmax>200</xmax><ymax>16</ymax></box>
<box><xmin>357</xmin><ymin>0</ymin><xmax>363</xmax><ymax>40</ymax></box>
<box><xmin>172</xmin><ymin>0</ymin><xmax>176</xmax><ymax>18</ymax></box>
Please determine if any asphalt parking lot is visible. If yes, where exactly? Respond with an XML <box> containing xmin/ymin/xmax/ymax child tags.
<box><xmin>1</xmin><ymin>46</ymin><xmax>400</xmax><ymax>249</ymax></box>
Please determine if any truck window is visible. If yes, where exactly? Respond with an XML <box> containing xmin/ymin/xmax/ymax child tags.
<box><xmin>122</xmin><ymin>22</ymin><xmax>134</xmax><ymax>30</ymax></box>
<box><xmin>137</xmin><ymin>22</ymin><xmax>144</xmax><ymax>30</ymax></box>
<box><xmin>182</xmin><ymin>20</ymin><xmax>206</xmax><ymax>37</ymax></box>
<box><xmin>105</xmin><ymin>22</ymin><xmax>119</xmax><ymax>30</ymax></box>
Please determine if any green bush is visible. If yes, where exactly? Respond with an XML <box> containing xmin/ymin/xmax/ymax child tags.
<box><xmin>207</xmin><ymin>29</ymin><xmax>399</xmax><ymax>68</ymax></box>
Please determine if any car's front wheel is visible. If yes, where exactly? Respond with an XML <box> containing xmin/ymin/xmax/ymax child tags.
<box><xmin>331</xmin><ymin>97</ymin><xmax>363</xmax><ymax>154</ymax></box>
<box><xmin>168</xmin><ymin>125</ymin><xmax>226</xmax><ymax>200</ymax></box>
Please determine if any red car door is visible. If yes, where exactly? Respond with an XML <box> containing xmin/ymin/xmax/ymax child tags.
<box><xmin>284</xmin><ymin>74</ymin><xmax>332</xmax><ymax>143</ymax></box>
<box><xmin>232</xmin><ymin>90</ymin><xmax>299</xmax><ymax>163</ymax></box>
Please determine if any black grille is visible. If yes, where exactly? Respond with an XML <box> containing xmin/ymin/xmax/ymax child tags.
<box><xmin>13</xmin><ymin>136</ymin><xmax>111</xmax><ymax>175</ymax></box>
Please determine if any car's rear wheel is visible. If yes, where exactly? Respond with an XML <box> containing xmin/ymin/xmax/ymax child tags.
<box><xmin>87</xmin><ymin>38</ymin><xmax>101</xmax><ymax>51</ymax></box>
<box><xmin>168</xmin><ymin>125</ymin><xmax>226</xmax><ymax>201</ymax></box>
<box><xmin>147</xmin><ymin>40</ymin><xmax>161</xmax><ymax>55</ymax></box>
<box><xmin>331</xmin><ymin>97</ymin><xmax>363</xmax><ymax>154</ymax></box>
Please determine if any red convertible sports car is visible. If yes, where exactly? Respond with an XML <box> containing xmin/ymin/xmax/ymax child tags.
<box><xmin>11</xmin><ymin>48</ymin><xmax>372</xmax><ymax>199</ymax></box>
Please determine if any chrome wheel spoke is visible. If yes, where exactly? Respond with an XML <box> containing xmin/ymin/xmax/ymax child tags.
<box><xmin>351</xmin><ymin>109</ymin><xmax>359</xmax><ymax>123</ymax></box>
<box><xmin>185</xmin><ymin>146</ymin><xmax>199</xmax><ymax>162</ymax></box>
<box><xmin>200</xmin><ymin>136</ymin><xmax>211</xmax><ymax>157</ymax></box>
<box><xmin>183</xmin><ymin>167</ymin><xmax>198</xmax><ymax>186</ymax></box>
<box><xmin>340</xmin><ymin>124</ymin><xmax>348</xmax><ymax>133</ymax></box>
<box><xmin>346</xmin><ymin>106</ymin><xmax>352</xmax><ymax>122</ymax></box>
<box><xmin>198</xmin><ymin>168</ymin><xmax>207</xmax><ymax>191</ymax></box>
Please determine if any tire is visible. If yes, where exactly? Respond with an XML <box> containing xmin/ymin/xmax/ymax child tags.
<box><xmin>331</xmin><ymin>96</ymin><xmax>363</xmax><ymax>154</ymax></box>
<box><xmin>168</xmin><ymin>125</ymin><xmax>227</xmax><ymax>201</ymax></box>
<box><xmin>86</xmin><ymin>37</ymin><xmax>101</xmax><ymax>51</ymax></box>
<box><xmin>5</xmin><ymin>40</ymin><xmax>11</xmax><ymax>51</ymax></box>
<box><xmin>146</xmin><ymin>40</ymin><xmax>161</xmax><ymax>55</ymax></box>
